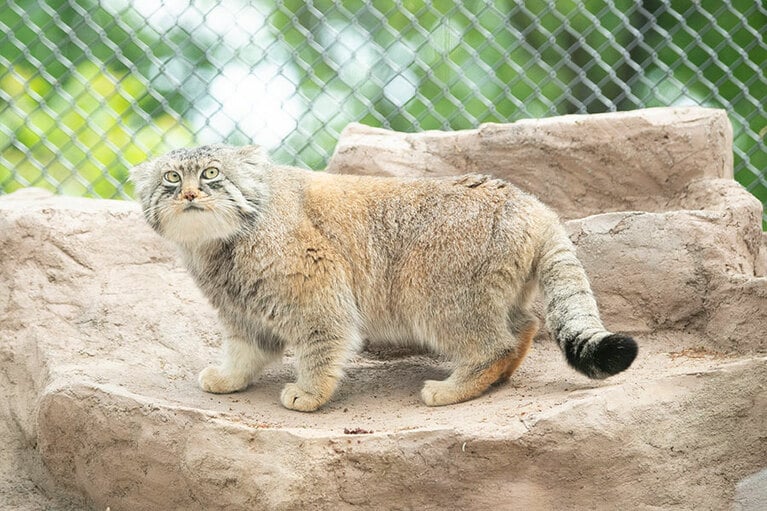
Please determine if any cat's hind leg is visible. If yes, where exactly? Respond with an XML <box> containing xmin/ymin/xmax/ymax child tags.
<box><xmin>199</xmin><ymin>332</ymin><xmax>283</xmax><ymax>394</ymax></box>
<box><xmin>420</xmin><ymin>317</ymin><xmax>537</xmax><ymax>407</ymax></box>
<box><xmin>499</xmin><ymin>317</ymin><xmax>538</xmax><ymax>381</ymax></box>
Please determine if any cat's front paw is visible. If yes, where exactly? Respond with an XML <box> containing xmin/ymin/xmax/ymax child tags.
<box><xmin>198</xmin><ymin>365</ymin><xmax>249</xmax><ymax>394</ymax></box>
<box><xmin>280</xmin><ymin>383</ymin><xmax>325</xmax><ymax>412</ymax></box>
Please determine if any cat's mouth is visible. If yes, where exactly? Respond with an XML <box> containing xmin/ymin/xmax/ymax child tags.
<box><xmin>182</xmin><ymin>202</ymin><xmax>206</xmax><ymax>212</ymax></box>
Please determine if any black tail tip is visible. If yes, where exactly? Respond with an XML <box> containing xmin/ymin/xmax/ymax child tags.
<box><xmin>594</xmin><ymin>334</ymin><xmax>638</xmax><ymax>377</ymax></box>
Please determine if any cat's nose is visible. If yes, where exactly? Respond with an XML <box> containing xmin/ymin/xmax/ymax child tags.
<box><xmin>181</xmin><ymin>189</ymin><xmax>199</xmax><ymax>201</ymax></box>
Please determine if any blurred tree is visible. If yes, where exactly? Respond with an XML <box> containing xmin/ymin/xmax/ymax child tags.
<box><xmin>0</xmin><ymin>0</ymin><xmax>197</xmax><ymax>197</ymax></box>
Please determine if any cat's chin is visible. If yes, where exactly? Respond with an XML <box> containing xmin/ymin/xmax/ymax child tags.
<box><xmin>161</xmin><ymin>210</ymin><xmax>243</xmax><ymax>246</ymax></box>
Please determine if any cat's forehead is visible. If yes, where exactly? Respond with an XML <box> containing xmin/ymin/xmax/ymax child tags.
<box><xmin>149</xmin><ymin>144</ymin><xmax>263</xmax><ymax>176</ymax></box>
<box><xmin>165</xmin><ymin>145</ymin><xmax>224</xmax><ymax>163</ymax></box>
<box><xmin>160</xmin><ymin>145</ymin><xmax>229</xmax><ymax>173</ymax></box>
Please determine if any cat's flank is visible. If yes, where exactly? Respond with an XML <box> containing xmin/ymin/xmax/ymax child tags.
<box><xmin>131</xmin><ymin>144</ymin><xmax>637</xmax><ymax>412</ymax></box>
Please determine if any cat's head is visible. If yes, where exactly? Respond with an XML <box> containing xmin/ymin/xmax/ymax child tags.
<box><xmin>130</xmin><ymin>144</ymin><xmax>269</xmax><ymax>245</ymax></box>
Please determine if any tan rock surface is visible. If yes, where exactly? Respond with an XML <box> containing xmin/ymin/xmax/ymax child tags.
<box><xmin>1</xmin><ymin>107</ymin><xmax>765</xmax><ymax>510</ymax></box>
<box><xmin>327</xmin><ymin>107</ymin><xmax>733</xmax><ymax>220</ymax></box>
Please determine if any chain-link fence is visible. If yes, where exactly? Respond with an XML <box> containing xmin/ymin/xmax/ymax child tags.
<box><xmin>1</xmin><ymin>0</ymin><xmax>765</xmax><ymax>223</ymax></box>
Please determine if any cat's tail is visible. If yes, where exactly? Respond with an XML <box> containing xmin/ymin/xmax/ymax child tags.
<box><xmin>536</xmin><ymin>223</ymin><xmax>638</xmax><ymax>379</ymax></box>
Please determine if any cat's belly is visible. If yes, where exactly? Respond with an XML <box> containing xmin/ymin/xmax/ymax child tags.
<box><xmin>359</xmin><ymin>319</ymin><xmax>413</xmax><ymax>345</ymax></box>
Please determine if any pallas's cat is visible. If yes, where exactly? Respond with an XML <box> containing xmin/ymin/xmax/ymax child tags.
<box><xmin>131</xmin><ymin>144</ymin><xmax>637</xmax><ymax>412</ymax></box>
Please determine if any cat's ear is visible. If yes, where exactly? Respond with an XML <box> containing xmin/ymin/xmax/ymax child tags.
<box><xmin>235</xmin><ymin>144</ymin><xmax>265</xmax><ymax>162</ymax></box>
<box><xmin>128</xmin><ymin>162</ymin><xmax>148</xmax><ymax>183</ymax></box>
<box><xmin>128</xmin><ymin>161</ymin><xmax>155</xmax><ymax>201</ymax></box>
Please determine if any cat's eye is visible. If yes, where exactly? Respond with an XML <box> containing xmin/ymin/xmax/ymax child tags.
<box><xmin>201</xmin><ymin>167</ymin><xmax>220</xmax><ymax>180</ymax></box>
<box><xmin>163</xmin><ymin>171</ymin><xmax>181</xmax><ymax>184</ymax></box>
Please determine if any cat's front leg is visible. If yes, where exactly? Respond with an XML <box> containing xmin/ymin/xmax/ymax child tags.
<box><xmin>280</xmin><ymin>324</ymin><xmax>361</xmax><ymax>412</ymax></box>
<box><xmin>199</xmin><ymin>333</ymin><xmax>282</xmax><ymax>394</ymax></box>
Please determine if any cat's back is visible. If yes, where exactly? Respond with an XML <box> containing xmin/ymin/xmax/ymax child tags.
<box><xmin>294</xmin><ymin>170</ymin><xmax>556</xmax><ymax>293</ymax></box>
<box><xmin>300</xmin><ymin>170</ymin><xmax>554</xmax><ymax>245</ymax></box>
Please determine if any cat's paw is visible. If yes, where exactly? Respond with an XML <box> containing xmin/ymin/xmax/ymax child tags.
<box><xmin>421</xmin><ymin>379</ymin><xmax>461</xmax><ymax>407</ymax></box>
<box><xmin>198</xmin><ymin>365</ymin><xmax>249</xmax><ymax>394</ymax></box>
<box><xmin>280</xmin><ymin>383</ymin><xmax>325</xmax><ymax>412</ymax></box>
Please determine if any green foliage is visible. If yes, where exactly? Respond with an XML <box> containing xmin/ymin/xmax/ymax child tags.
<box><xmin>0</xmin><ymin>63</ymin><xmax>193</xmax><ymax>197</ymax></box>
<box><xmin>0</xmin><ymin>0</ymin><xmax>198</xmax><ymax>198</ymax></box>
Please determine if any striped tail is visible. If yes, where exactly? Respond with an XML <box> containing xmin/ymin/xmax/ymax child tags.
<box><xmin>537</xmin><ymin>224</ymin><xmax>637</xmax><ymax>379</ymax></box>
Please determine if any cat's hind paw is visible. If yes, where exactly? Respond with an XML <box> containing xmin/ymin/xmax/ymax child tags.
<box><xmin>198</xmin><ymin>365</ymin><xmax>249</xmax><ymax>394</ymax></box>
<box><xmin>280</xmin><ymin>383</ymin><xmax>325</xmax><ymax>412</ymax></box>
<box><xmin>421</xmin><ymin>379</ymin><xmax>463</xmax><ymax>407</ymax></box>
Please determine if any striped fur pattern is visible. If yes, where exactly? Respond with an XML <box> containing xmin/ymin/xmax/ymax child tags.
<box><xmin>131</xmin><ymin>145</ymin><xmax>637</xmax><ymax>411</ymax></box>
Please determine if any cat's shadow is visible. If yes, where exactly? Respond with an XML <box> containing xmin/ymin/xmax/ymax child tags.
<box><xmin>245</xmin><ymin>348</ymin><xmax>451</xmax><ymax>410</ymax></box>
